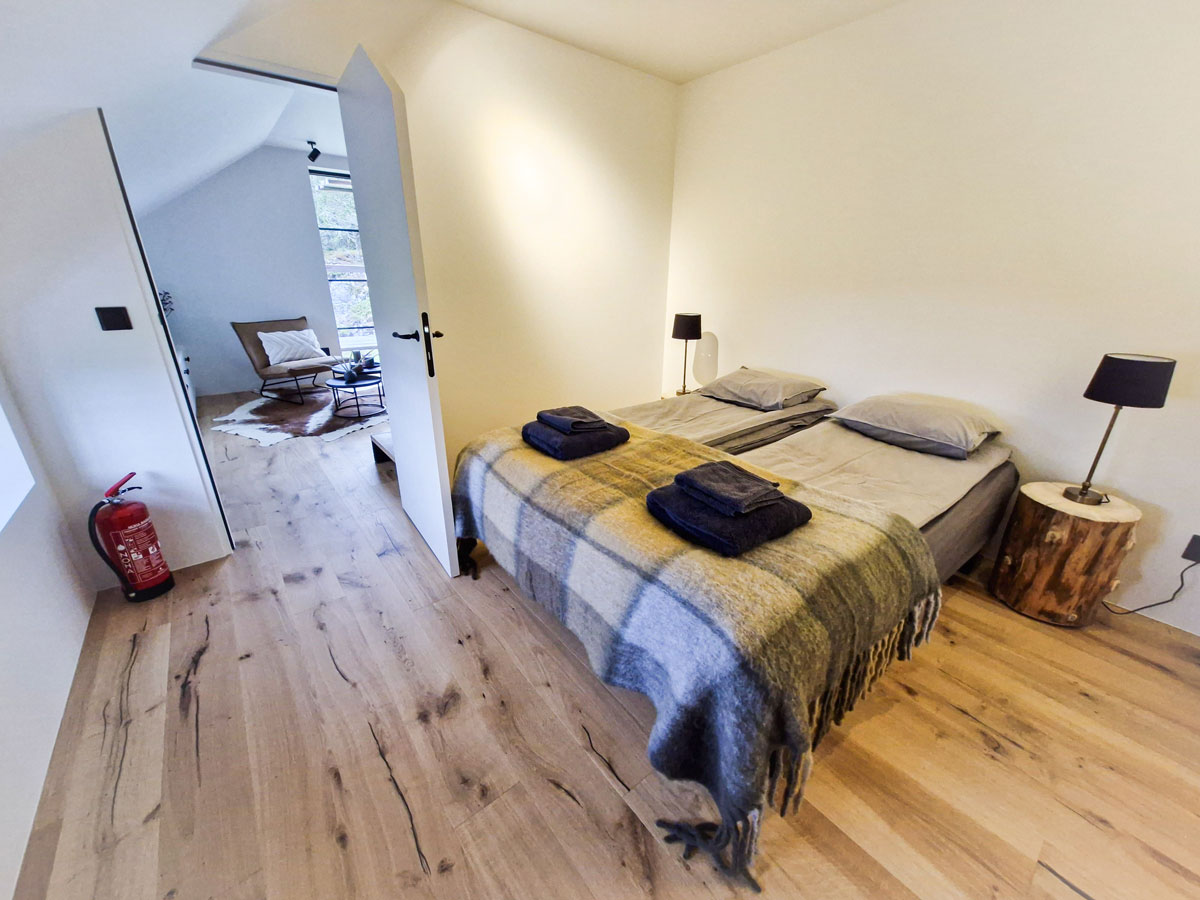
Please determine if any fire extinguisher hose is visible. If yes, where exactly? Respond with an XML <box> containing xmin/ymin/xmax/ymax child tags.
<box><xmin>88</xmin><ymin>501</ymin><xmax>137</xmax><ymax>601</ymax></box>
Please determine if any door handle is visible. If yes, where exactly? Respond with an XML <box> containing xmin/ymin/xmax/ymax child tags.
<box><xmin>392</xmin><ymin>330</ymin><xmax>420</xmax><ymax>341</ymax></box>
<box><xmin>432</xmin><ymin>331</ymin><xmax>444</xmax><ymax>338</ymax></box>
<box><xmin>420</xmin><ymin>312</ymin><xmax>437</xmax><ymax>377</ymax></box>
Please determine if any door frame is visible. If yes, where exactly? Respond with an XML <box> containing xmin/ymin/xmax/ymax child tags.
<box><xmin>130</xmin><ymin>54</ymin><xmax>459</xmax><ymax>574</ymax></box>
<box><xmin>107</xmin><ymin>55</ymin><xmax>342</xmax><ymax>554</ymax></box>
<box><xmin>96</xmin><ymin>108</ymin><xmax>234</xmax><ymax>552</ymax></box>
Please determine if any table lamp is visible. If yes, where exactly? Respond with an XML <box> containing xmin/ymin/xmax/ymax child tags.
<box><xmin>672</xmin><ymin>313</ymin><xmax>702</xmax><ymax>395</ymax></box>
<box><xmin>1064</xmin><ymin>353</ymin><xmax>1175</xmax><ymax>505</ymax></box>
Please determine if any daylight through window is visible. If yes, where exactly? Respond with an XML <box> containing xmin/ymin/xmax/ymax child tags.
<box><xmin>309</xmin><ymin>170</ymin><xmax>375</xmax><ymax>352</ymax></box>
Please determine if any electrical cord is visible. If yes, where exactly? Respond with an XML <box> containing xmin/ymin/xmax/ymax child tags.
<box><xmin>1102</xmin><ymin>561</ymin><xmax>1198</xmax><ymax>616</ymax></box>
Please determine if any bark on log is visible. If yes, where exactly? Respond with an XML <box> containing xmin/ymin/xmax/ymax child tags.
<box><xmin>990</xmin><ymin>482</ymin><xmax>1140</xmax><ymax>627</ymax></box>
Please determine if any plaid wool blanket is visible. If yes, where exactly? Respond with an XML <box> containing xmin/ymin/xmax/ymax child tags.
<box><xmin>452</xmin><ymin>423</ymin><xmax>941</xmax><ymax>887</ymax></box>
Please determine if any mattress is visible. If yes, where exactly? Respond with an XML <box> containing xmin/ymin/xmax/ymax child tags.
<box><xmin>920</xmin><ymin>461</ymin><xmax>1018</xmax><ymax>581</ymax></box>
<box><xmin>609</xmin><ymin>393</ymin><xmax>836</xmax><ymax>454</ymax></box>
<box><xmin>740</xmin><ymin>421</ymin><xmax>1017</xmax><ymax>580</ymax></box>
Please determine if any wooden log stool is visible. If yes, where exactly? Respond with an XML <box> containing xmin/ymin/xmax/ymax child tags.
<box><xmin>990</xmin><ymin>481</ymin><xmax>1141</xmax><ymax>627</ymax></box>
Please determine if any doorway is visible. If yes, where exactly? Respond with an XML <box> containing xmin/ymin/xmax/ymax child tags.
<box><xmin>106</xmin><ymin>47</ymin><xmax>458</xmax><ymax>576</ymax></box>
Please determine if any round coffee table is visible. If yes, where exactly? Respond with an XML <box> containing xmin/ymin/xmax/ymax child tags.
<box><xmin>326</xmin><ymin>373</ymin><xmax>386</xmax><ymax>419</ymax></box>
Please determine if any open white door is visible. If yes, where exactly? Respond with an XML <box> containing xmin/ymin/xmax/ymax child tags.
<box><xmin>338</xmin><ymin>46</ymin><xmax>458</xmax><ymax>576</ymax></box>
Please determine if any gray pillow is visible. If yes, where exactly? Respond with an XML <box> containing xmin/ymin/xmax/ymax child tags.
<box><xmin>698</xmin><ymin>367</ymin><xmax>826</xmax><ymax>411</ymax></box>
<box><xmin>831</xmin><ymin>393</ymin><xmax>1000</xmax><ymax>459</ymax></box>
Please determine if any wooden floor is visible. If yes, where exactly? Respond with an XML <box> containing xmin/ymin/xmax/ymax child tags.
<box><xmin>16</xmin><ymin>392</ymin><xmax>1200</xmax><ymax>899</ymax></box>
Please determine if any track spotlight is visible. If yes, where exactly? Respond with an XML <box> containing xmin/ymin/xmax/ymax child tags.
<box><xmin>307</xmin><ymin>140</ymin><xmax>321</xmax><ymax>163</ymax></box>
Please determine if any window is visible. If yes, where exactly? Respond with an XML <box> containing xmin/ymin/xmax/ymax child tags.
<box><xmin>309</xmin><ymin>170</ymin><xmax>375</xmax><ymax>352</ymax></box>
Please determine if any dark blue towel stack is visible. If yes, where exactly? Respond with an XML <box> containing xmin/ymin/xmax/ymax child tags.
<box><xmin>647</xmin><ymin>460</ymin><xmax>811</xmax><ymax>556</ymax></box>
<box><xmin>522</xmin><ymin>406</ymin><xmax>630</xmax><ymax>460</ymax></box>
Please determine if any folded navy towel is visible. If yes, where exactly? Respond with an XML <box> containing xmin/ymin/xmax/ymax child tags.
<box><xmin>646</xmin><ymin>484</ymin><xmax>810</xmax><ymax>556</ymax></box>
<box><xmin>537</xmin><ymin>405</ymin><xmax>608</xmax><ymax>434</ymax></box>
<box><xmin>674</xmin><ymin>460</ymin><xmax>784</xmax><ymax>517</ymax></box>
<box><xmin>522</xmin><ymin>420</ymin><xmax>630</xmax><ymax>460</ymax></box>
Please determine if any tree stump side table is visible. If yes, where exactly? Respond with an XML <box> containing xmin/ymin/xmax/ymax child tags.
<box><xmin>990</xmin><ymin>481</ymin><xmax>1141</xmax><ymax>627</ymax></box>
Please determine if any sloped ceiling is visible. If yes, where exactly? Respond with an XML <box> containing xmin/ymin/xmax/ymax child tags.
<box><xmin>1</xmin><ymin>0</ymin><xmax>910</xmax><ymax>216</ymax></box>
<box><xmin>0</xmin><ymin>0</ymin><xmax>305</xmax><ymax>214</ymax></box>
<box><xmin>448</xmin><ymin>0</ymin><xmax>911</xmax><ymax>83</ymax></box>
<box><xmin>0</xmin><ymin>0</ymin><xmax>257</xmax><ymax>136</ymax></box>
<box><xmin>201</xmin><ymin>0</ymin><xmax>441</xmax><ymax>84</ymax></box>
<box><xmin>203</xmin><ymin>0</ymin><xmax>910</xmax><ymax>85</ymax></box>
<box><xmin>264</xmin><ymin>89</ymin><xmax>348</xmax><ymax>160</ymax></box>
<box><xmin>103</xmin><ymin>71</ymin><xmax>295</xmax><ymax>214</ymax></box>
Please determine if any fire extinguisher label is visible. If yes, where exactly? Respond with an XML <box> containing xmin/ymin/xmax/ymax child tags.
<box><xmin>114</xmin><ymin>519</ymin><xmax>170</xmax><ymax>583</ymax></box>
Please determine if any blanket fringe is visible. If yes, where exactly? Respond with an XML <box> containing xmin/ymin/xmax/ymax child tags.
<box><xmin>808</xmin><ymin>587</ymin><xmax>942</xmax><ymax>747</ymax></box>
<box><xmin>659</xmin><ymin>587</ymin><xmax>942</xmax><ymax>887</ymax></box>
<box><xmin>657</xmin><ymin>807</ymin><xmax>766</xmax><ymax>892</ymax></box>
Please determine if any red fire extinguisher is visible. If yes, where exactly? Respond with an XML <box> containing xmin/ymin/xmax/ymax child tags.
<box><xmin>88</xmin><ymin>473</ymin><xmax>174</xmax><ymax>602</ymax></box>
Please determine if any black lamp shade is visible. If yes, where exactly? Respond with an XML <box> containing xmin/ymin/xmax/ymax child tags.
<box><xmin>672</xmin><ymin>313</ymin><xmax>702</xmax><ymax>341</ymax></box>
<box><xmin>1084</xmin><ymin>353</ymin><xmax>1175</xmax><ymax>408</ymax></box>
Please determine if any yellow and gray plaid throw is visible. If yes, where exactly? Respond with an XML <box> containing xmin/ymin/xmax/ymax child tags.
<box><xmin>453</xmin><ymin>423</ymin><xmax>940</xmax><ymax>887</ymax></box>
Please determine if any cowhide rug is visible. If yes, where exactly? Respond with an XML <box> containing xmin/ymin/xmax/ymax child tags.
<box><xmin>212</xmin><ymin>393</ymin><xmax>386</xmax><ymax>446</ymax></box>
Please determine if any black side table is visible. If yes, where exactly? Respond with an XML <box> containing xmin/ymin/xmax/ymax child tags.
<box><xmin>327</xmin><ymin>374</ymin><xmax>386</xmax><ymax>419</ymax></box>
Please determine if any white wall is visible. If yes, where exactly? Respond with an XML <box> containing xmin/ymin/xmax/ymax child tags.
<box><xmin>0</xmin><ymin>373</ymin><xmax>93</xmax><ymax>900</ymax></box>
<box><xmin>666</xmin><ymin>0</ymin><xmax>1200</xmax><ymax>633</ymax></box>
<box><xmin>0</xmin><ymin>109</ymin><xmax>227</xmax><ymax>896</ymax></box>
<box><xmin>0</xmin><ymin>111</ymin><xmax>230</xmax><ymax>586</ymax></box>
<box><xmin>140</xmin><ymin>146</ymin><xmax>347</xmax><ymax>396</ymax></box>
<box><xmin>383</xmin><ymin>4</ymin><xmax>678</xmax><ymax>458</ymax></box>
<box><xmin>202</xmin><ymin>0</ymin><xmax>680</xmax><ymax>458</ymax></box>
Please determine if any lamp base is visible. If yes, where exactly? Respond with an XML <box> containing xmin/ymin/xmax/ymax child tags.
<box><xmin>676</xmin><ymin>388</ymin><xmax>691</xmax><ymax>396</ymax></box>
<box><xmin>1063</xmin><ymin>485</ymin><xmax>1104</xmax><ymax>506</ymax></box>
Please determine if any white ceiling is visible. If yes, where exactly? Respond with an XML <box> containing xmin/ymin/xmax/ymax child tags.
<box><xmin>0</xmin><ymin>0</ymin><xmax>271</xmax><ymax>138</ymax></box>
<box><xmin>103</xmin><ymin>70</ymin><xmax>296</xmax><ymax>214</ymax></box>
<box><xmin>450</xmin><ymin>0</ymin><xmax>910</xmax><ymax>83</ymax></box>
<box><xmin>0</xmin><ymin>0</ymin><xmax>303</xmax><ymax>213</ymax></box>
<box><xmin>1</xmin><ymin>0</ymin><xmax>908</xmax><ymax>217</ymax></box>
<box><xmin>264</xmin><ymin>88</ymin><xmax>348</xmax><ymax>161</ymax></box>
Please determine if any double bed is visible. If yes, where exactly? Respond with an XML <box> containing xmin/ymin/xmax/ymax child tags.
<box><xmin>452</xmin><ymin>376</ymin><xmax>1017</xmax><ymax>886</ymax></box>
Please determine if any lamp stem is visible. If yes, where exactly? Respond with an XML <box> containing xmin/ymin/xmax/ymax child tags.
<box><xmin>1079</xmin><ymin>404</ymin><xmax>1122</xmax><ymax>495</ymax></box>
<box><xmin>680</xmin><ymin>339</ymin><xmax>689</xmax><ymax>394</ymax></box>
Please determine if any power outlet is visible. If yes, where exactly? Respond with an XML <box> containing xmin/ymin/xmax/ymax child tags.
<box><xmin>1184</xmin><ymin>535</ymin><xmax>1200</xmax><ymax>563</ymax></box>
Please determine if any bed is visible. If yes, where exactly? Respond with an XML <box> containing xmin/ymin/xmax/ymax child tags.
<box><xmin>609</xmin><ymin>391</ymin><xmax>836</xmax><ymax>454</ymax></box>
<box><xmin>452</xmin><ymin>392</ymin><xmax>1016</xmax><ymax>886</ymax></box>
<box><xmin>741</xmin><ymin>420</ymin><xmax>1018</xmax><ymax>581</ymax></box>
<box><xmin>453</xmin><ymin>423</ymin><xmax>942</xmax><ymax>887</ymax></box>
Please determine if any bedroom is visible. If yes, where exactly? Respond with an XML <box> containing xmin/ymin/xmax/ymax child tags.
<box><xmin>1</xmin><ymin>0</ymin><xmax>1198</xmax><ymax>897</ymax></box>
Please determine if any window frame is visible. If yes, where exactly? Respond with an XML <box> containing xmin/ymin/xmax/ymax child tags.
<box><xmin>309</xmin><ymin>167</ymin><xmax>375</xmax><ymax>351</ymax></box>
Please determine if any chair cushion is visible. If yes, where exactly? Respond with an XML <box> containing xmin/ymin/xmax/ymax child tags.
<box><xmin>231</xmin><ymin>316</ymin><xmax>311</xmax><ymax>373</ymax></box>
<box><xmin>258</xmin><ymin>328</ymin><xmax>325</xmax><ymax>365</ymax></box>
<box><xmin>260</xmin><ymin>356</ymin><xmax>341</xmax><ymax>378</ymax></box>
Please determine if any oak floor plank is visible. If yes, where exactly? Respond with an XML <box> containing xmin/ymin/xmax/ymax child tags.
<box><xmin>44</xmin><ymin>609</ymin><xmax>170</xmax><ymax>899</ymax></box>
<box><xmin>157</xmin><ymin>561</ymin><xmax>265</xmax><ymax>900</ymax></box>
<box><xmin>419</xmin><ymin>589</ymin><xmax>721</xmax><ymax>900</ymax></box>
<box><xmin>762</xmin><ymin>802</ymin><xmax>921</xmax><ymax>900</ymax></box>
<box><xmin>456</xmin><ymin>782</ymin><xmax>599</xmax><ymax>900</ymax></box>
<box><xmin>13</xmin><ymin>581</ymin><xmax>118</xmax><ymax>900</ymax></box>
<box><xmin>451</xmin><ymin>563</ymin><xmax>656</xmax><ymax>796</ymax></box>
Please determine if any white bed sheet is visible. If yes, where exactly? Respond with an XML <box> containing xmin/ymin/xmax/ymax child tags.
<box><xmin>740</xmin><ymin>420</ymin><xmax>1013</xmax><ymax>528</ymax></box>
<box><xmin>609</xmin><ymin>393</ymin><xmax>835</xmax><ymax>451</ymax></box>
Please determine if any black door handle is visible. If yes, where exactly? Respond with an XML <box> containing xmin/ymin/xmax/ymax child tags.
<box><xmin>432</xmin><ymin>331</ymin><xmax>444</xmax><ymax>338</ymax></box>
<box><xmin>392</xmin><ymin>330</ymin><xmax>420</xmax><ymax>341</ymax></box>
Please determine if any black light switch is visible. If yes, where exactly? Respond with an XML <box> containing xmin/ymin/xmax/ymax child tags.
<box><xmin>96</xmin><ymin>306</ymin><xmax>133</xmax><ymax>331</ymax></box>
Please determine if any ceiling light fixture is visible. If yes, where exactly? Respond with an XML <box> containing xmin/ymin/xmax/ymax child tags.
<box><xmin>307</xmin><ymin>140</ymin><xmax>321</xmax><ymax>163</ymax></box>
